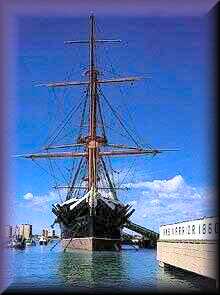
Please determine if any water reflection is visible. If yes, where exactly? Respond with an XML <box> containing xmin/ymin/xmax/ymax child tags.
<box><xmin>58</xmin><ymin>250</ymin><xmax>125</xmax><ymax>290</ymax></box>
<box><xmin>156</xmin><ymin>264</ymin><xmax>216</xmax><ymax>291</ymax></box>
<box><xmin>58</xmin><ymin>247</ymin><xmax>214</xmax><ymax>292</ymax></box>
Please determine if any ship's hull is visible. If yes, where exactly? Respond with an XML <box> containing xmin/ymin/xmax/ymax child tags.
<box><xmin>59</xmin><ymin>207</ymin><xmax>123</xmax><ymax>251</ymax></box>
<box><xmin>62</xmin><ymin>237</ymin><xmax>121</xmax><ymax>251</ymax></box>
<box><xmin>52</xmin><ymin>193</ymin><xmax>135</xmax><ymax>251</ymax></box>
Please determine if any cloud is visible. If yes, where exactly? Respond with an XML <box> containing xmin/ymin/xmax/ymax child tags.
<box><xmin>150</xmin><ymin>199</ymin><xmax>160</xmax><ymax>205</ymax></box>
<box><xmin>127</xmin><ymin>175</ymin><xmax>201</xmax><ymax>198</ymax></box>
<box><xmin>124</xmin><ymin>175</ymin><xmax>216</xmax><ymax>231</ymax></box>
<box><xmin>23</xmin><ymin>192</ymin><xmax>34</xmax><ymax>200</ymax></box>
<box><xmin>22</xmin><ymin>189</ymin><xmax>66</xmax><ymax>212</ymax></box>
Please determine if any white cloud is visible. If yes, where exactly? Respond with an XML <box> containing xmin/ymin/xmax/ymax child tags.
<box><xmin>127</xmin><ymin>175</ymin><xmax>201</xmax><ymax>199</ymax></box>
<box><xmin>22</xmin><ymin>189</ymin><xmax>66</xmax><ymax>212</ymax></box>
<box><xmin>143</xmin><ymin>175</ymin><xmax>184</xmax><ymax>192</ymax></box>
<box><xmin>150</xmin><ymin>199</ymin><xmax>160</xmax><ymax>205</ymax></box>
<box><xmin>124</xmin><ymin>175</ymin><xmax>216</xmax><ymax>232</ymax></box>
<box><xmin>23</xmin><ymin>192</ymin><xmax>34</xmax><ymax>200</ymax></box>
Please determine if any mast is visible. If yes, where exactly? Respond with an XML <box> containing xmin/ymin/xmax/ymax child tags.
<box><xmin>88</xmin><ymin>14</ymin><xmax>98</xmax><ymax>191</ymax></box>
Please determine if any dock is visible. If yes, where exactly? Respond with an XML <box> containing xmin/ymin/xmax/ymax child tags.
<box><xmin>157</xmin><ymin>216</ymin><xmax>219</xmax><ymax>286</ymax></box>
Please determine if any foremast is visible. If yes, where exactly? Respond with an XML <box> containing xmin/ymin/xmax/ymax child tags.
<box><xmin>88</xmin><ymin>14</ymin><xmax>99</xmax><ymax>192</ymax></box>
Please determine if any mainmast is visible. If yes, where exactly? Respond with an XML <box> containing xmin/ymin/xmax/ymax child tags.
<box><xmin>88</xmin><ymin>14</ymin><xmax>98</xmax><ymax>191</ymax></box>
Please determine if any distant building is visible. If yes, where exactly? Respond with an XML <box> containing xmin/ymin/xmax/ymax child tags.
<box><xmin>48</xmin><ymin>229</ymin><xmax>55</xmax><ymax>238</ymax></box>
<box><xmin>18</xmin><ymin>224</ymin><xmax>32</xmax><ymax>239</ymax></box>
<box><xmin>42</xmin><ymin>228</ymin><xmax>56</xmax><ymax>238</ymax></box>
<box><xmin>42</xmin><ymin>229</ymin><xmax>49</xmax><ymax>238</ymax></box>
<box><xmin>13</xmin><ymin>225</ymin><xmax>20</xmax><ymax>238</ymax></box>
<box><xmin>4</xmin><ymin>225</ymin><xmax>13</xmax><ymax>240</ymax></box>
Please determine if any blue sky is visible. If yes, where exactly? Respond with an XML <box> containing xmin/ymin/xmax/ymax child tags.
<box><xmin>7</xmin><ymin>13</ymin><xmax>217</xmax><ymax>234</ymax></box>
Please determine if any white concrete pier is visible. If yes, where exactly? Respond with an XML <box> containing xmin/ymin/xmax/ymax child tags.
<box><xmin>157</xmin><ymin>216</ymin><xmax>219</xmax><ymax>285</ymax></box>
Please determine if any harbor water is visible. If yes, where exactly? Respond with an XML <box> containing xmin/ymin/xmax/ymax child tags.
<box><xmin>3</xmin><ymin>242</ymin><xmax>215</xmax><ymax>293</ymax></box>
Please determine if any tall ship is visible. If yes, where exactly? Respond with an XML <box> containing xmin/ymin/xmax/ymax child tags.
<box><xmin>17</xmin><ymin>15</ymin><xmax>173</xmax><ymax>251</ymax></box>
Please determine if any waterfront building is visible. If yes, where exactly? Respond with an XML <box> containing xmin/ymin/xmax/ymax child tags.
<box><xmin>42</xmin><ymin>229</ymin><xmax>49</xmax><ymax>238</ymax></box>
<box><xmin>13</xmin><ymin>225</ymin><xmax>20</xmax><ymax>239</ymax></box>
<box><xmin>48</xmin><ymin>229</ymin><xmax>55</xmax><ymax>238</ymax></box>
<box><xmin>18</xmin><ymin>224</ymin><xmax>32</xmax><ymax>239</ymax></box>
<box><xmin>42</xmin><ymin>228</ymin><xmax>55</xmax><ymax>238</ymax></box>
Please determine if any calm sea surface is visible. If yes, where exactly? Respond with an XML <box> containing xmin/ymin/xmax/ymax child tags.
<box><xmin>3</xmin><ymin>242</ymin><xmax>215</xmax><ymax>293</ymax></box>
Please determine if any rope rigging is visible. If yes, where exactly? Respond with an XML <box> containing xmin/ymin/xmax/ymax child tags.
<box><xmin>66</xmin><ymin>157</ymin><xmax>85</xmax><ymax>200</ymax></box>
<box><xmin>46</xmin><ymin>93</ymin><xmax>85</xmax><ymax>146</ymax></box>
<box><xmin>95</xmin><ymin>21</ymin><xmax>150</xmax><ymax>149</ymax></box>
<box><xmin>43</xmin><ymin>61</ymin><xmax>83</xmax><ymax>147</ymax></box>
<box><xmin>98</xmin><ymin>87</ymin><xmax>147</xmax><ymax>149</ymax></box>
<box><xmin>47</xmin><ymin>156</ymin><xmax>63</xmax><ymax>203</ymax></box>
<box><xmin>96</xmin><ymin>93</ymin><xmax>107</xmax><ymax>139</ymax></box>
<box><xmin>78</xmin><ymin>86</ymin><xmax>89</xmax><ymax>140</ymax></box>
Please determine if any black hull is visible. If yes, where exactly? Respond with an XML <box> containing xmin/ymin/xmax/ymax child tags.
<box><xmin>60</xmin><ymin>213</ymin><xmax>121</xmax><ymax>240</ymax></box>
<box><xmin>53</xmin><ymin>196</ymin><xmax>135</xmax><ymax>251</ymax></box>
